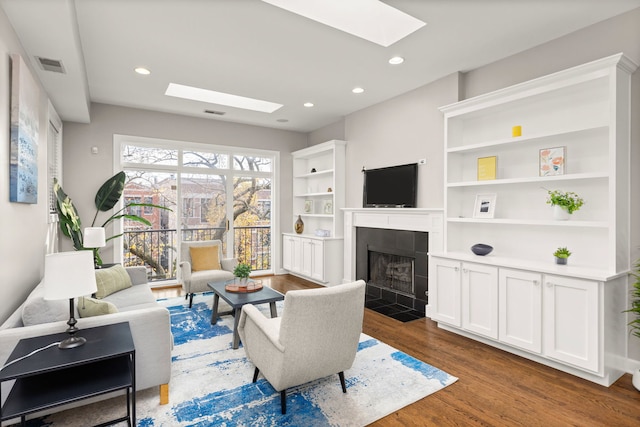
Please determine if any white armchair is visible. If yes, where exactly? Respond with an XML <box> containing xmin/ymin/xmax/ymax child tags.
<box><xmin>179</xmin><ymin>240</ymin><xmax>237</xmax><ymax>308</ymax></box>
<box><xmin>238</xmin><ymin>280</ymin><xmax>366</xmax><ymax>414</ymax></box>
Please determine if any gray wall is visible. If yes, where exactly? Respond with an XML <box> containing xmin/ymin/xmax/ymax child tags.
<box><xmin>61</xmin><ymin>103</ymin><xmax>308</xmax><ymax>262</ymax></box>
<box><xmin>0</xmin><ymin>6</ymin><xmax>52</xmax><ymax>322</ymax></box>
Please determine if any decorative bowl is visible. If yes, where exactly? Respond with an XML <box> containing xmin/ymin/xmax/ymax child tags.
<box><xmin>471</xmin><ymin>243</ymin><xmax>493</xmax><ymax>256</ymax></box>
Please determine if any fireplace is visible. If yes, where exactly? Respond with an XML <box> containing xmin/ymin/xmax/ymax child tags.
<box><xmin>356</xmin><ymin>227</ymin><xmax>429</xmax><ymax>313</ymax></box>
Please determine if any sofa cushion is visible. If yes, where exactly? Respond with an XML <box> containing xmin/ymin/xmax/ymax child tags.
<box><xmin>95</xmin><ymin>265</ymin><xmax>133</xmax><ymax>299</ymax></box>
<box><xmin>103</xmin><ymin>284</ymin><xmax>156</xmax><ymax>309</ymax></box>
<box><xmin>22</xmin><ymin>283</ymin><xmax>70</xmax><ymax>326</ymax></box>
<box><xmin>190</xmin><ymin>245</ymin><xmax>221</xmax><ymax>271</ymax></box>
<box><xmin>77</xmin><ymin>297</ymin><xmax>118</xmax><ymax>318</ymax></box>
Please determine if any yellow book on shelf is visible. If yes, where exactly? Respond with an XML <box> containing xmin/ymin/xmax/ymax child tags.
<box><xmin>477</xmin><ymin>156</ymin><xmax>497</xmax><ymax>180</ymax></box>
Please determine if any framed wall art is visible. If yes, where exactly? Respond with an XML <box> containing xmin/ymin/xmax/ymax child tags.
<box><xmin>473</xmin><ymin>193</ymin><xmax>497</xmax><ymax>219</ymax></box>
<box><xmin>539</xmin><ymin>146</ymin><xmax>565</xmax><ymax>176</ymax></box>
<box><xmin>10</xmin><ymin>54</ymin><xmax>40</xmax><ymax>204</ymax></box>
<box><xmin>304</xmin><ymin>199</ymin><xmax>314</xmax><ymax>214</ymax></box>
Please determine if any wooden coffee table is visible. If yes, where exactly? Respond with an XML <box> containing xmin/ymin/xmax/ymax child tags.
<box><xmin>207</xmin><ymin>280</ymin><xmax>284</xmax><ymax>349</ymax></box>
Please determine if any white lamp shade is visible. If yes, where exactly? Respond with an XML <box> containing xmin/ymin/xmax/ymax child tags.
<box><xmin>84</xmin><ymin>227</ymin><xmax>106</xmax><ymax>248</ymax></box>
<box><xmin>44</xmin><ymin>251</ymin><xmax>98</xmax><ymax>300</ymax></box>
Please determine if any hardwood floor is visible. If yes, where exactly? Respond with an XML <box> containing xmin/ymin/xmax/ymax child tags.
<box><xmin>152</xmin><ymin>275</ymin><xmax>640</xmax><ymax>426</ymax></box>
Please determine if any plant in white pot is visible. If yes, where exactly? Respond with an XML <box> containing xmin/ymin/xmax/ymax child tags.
<box><xmin>546</xmin><ymin>189</ymin><xmax>584</xmax><ymax>220</ymax></box>
<box><xmin>625</xmin><ymin>260</ymin><xmax>640</xmax><ymax>391</ymax></box>
<box><xmin>233</xmin><ymin>263</ymin><xmax>252</xmax><ymax>287</ymax></box>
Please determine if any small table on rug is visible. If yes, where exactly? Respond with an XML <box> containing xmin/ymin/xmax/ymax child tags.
<box><xmin>0</xmin><ymin>322</ymin><xmax>135</xmax><ymax>427</ymax></box>
<box><xmin>208</xmin><ymin>279</ymin><xmax>285</xmax><ymax>349</ymax></box>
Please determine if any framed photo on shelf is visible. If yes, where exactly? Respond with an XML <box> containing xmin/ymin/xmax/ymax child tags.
<box><xmin>477</xmin><ymin>156</ymin><xmax>497</xmax><ymax>181</ymax></box>
<box><xmin>304</xmin><ymin>200</ymin><xmax>313</xmax><ymax>214</ymax></box>
<box><xmin>539</xmin><ymin>146</ymin><xmax>565</xmax><ymax>176</ymax></box>
<box><xmin>473</xmin><ymin>193</ymin><xmax>497</xmax><ymax>219</ymax></box>
<box><xmin>323</xmin><ymin>199</ymin><xmax>333</xmax><ymax>214</ymax></box>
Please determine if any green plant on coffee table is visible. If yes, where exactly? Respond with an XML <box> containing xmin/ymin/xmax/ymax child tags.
<box><xmin>233</xmin><ymin>263</ymin><xmax>252</xmax><ymax>279</ymax></box>
<box><xmin>553</xmin><ymin>247</ymin><xmax>572</xmax><ymax>259</ymax></box>
<box><xmin>546</xmin><ymin>189</ymin><xmax>584</xmax><ymax>214</ymax></box>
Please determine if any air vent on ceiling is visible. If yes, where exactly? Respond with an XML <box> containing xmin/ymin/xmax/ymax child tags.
<box><xmin>36</xmin><ymin>56</ymin><xmax>66</xmax><ymax>74</ymax></box>
<box><xmin>204</xmin><ymin>109</ymin><xmax>226</xmax><ymax>116</ymax></box>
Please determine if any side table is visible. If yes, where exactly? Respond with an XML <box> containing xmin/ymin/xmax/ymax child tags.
<box><xmin>0</xmin><ymin>322</ymin><xmax>136</xmax><ymax>426</ymax></box>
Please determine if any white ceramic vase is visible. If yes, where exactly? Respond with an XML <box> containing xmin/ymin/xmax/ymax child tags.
<box><xmin>633</xmin><ymin>369</ymin><xmax>640</xmax><ymax>391</ymax></box>
<box><xmin>553</xmin><ymin>205</ymin><xmax>571</xmax><ymax>221</ymax></box>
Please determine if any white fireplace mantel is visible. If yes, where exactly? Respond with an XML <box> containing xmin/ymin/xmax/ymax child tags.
<box><xmin>342</xmin><ymin>208</ymin><xmax>444</xmax><ymax>283</ymax></box>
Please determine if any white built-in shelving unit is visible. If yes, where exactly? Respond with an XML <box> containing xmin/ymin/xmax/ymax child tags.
<box><xmin>429</xmin><ymin>53</ymin><xmax>637</xmax><ymax>386</ymax></box>
<box><xmin>282</xmin><ymin>140</ymin><xmax>346</xmax><ymax>286</ymax></box>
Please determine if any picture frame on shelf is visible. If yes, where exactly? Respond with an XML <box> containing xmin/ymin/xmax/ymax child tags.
<box><xmin>323</xmin><ymin>199</ymin><xmax>333</xmax><ymax>214</ymax></box>
<box><xmin>539</xmin><ymin>146</ymin><xmax>566</xmax><ymax>176</ymax></box>
<box><xmin>473</xmin><ymin>193</ymin><xmax>497</xmax><ymax>219</ymax></box>
<box><xmin>477</xmin><ymin>156</ymin><xmax>497</xmax><ymax>181</ymax></box>
<box><xmin>304</xmin><ymin>200</ymin><xmax>313</xmax><ymax>214</ymax></box>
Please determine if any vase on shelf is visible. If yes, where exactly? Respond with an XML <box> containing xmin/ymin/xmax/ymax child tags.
<box><xmin>553</xmin><ymin>205</ymin><xmax>571</xmax><ymax>221</ymax></box>
<box><xmin>295</xmin><ymin>215</ymin><xmax>304</xmax><ymax>234</ymax></box>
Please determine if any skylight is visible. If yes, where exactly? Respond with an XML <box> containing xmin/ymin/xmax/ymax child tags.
<box><xmin>165</xmin><ymin>83</ymin><xmax>283</xmax><ymax>113</ymax></box>
<box><xmin>261</xmin><ymin>0</ymin><xmax>426</xmax><ymax>47</ymax></box>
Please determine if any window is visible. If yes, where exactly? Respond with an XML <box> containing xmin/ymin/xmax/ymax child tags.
<box><xmin>144</xmin><ymin>196</ymin><xmax>153</xmax><ymax>214</ymax></box>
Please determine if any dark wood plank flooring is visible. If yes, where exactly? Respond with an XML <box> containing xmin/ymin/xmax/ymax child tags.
<box><xmin>153</xmin><ymin>274</ymin><xmax>640</xmax><ymax>426</ymax></box>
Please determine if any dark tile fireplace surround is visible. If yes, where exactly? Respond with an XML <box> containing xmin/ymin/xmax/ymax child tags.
<box><xmin>356</xmin><ymin>227</ymin><xmax>428</xmax><ymax>321</ymax></box>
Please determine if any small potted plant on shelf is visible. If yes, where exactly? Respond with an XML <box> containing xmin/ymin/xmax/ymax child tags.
<box><xmin>233</xmin><ymin>263</ymin><xmax>252</xmax><ymax>286</ymax></box>
<box><xmin>553</xmin><ymin>247</ymin><xmax>571</xmax><ymax>265</ymax></box>
<box><xmin>546</xmin><ymin>189</ymin><xmax>584</xmax><ymax>220</ymax></box>
<box><xmin>624</xmin><ymin>260</ymin><xmax>640</xmax><ymax>391</ymax></box>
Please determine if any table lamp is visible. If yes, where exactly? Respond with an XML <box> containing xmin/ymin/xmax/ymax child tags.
<box><xmin>44</xmin><ymin>251</ymin><xmax>98</xmax><ymax>349</ymax></box>
<box><xmin>84</xmin><ymin>227</ymin><xmax>106</xmax><ymax>268</ymax></box>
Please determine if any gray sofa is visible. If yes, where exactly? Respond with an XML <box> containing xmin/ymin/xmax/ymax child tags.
<box><xmin>0</xmin><ymin>266</ymin><xmax>173</xmax><ymax>418</ymax></box>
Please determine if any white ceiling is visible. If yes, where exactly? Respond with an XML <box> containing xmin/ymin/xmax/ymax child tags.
<box><xmin>2</xmin><ymin>0</ymin><xmax>640</xmax><ymax>133</ymax></box>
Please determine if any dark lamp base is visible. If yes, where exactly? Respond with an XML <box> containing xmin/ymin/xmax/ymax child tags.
<box><xmin>59</xmin><ymin>336</ymin><xmax>87</xmax><ymax>349</ymax></box>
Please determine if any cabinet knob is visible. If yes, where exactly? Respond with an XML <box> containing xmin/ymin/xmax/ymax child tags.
<box><xmin>546</xmin><ymin>282</ymin><xmax>554</xmax><ymax>288</ymax></box>
<box><xmin>462</xmin><ymin>268</ymin><xmax>468</xmax><ymax>273</ymax></box>
<box><xmin>454</xmin><ymin>267</ymin><xmax>459</xmax><ymax>272</ymax></box>
<box><xmin>533</xmin><ymin>280</ymin><xmax>539</xmax><ymax>286</ymax></box>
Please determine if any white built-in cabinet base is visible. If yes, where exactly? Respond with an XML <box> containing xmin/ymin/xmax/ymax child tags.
<box><xmin>429</xmin><ymin>255</ymin><xmax>626</xmax><ymax>386</ymax></box>
<box><xmin>282</xmin><ymin>233</ymin><xmax>343</xmax><ymax>286</ymax></box>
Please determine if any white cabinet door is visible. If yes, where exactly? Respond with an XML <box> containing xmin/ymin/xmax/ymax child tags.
<box><xmin>300</xmin><ymin>238</ymin><xmax>313</xmax><ymax>277</ymax></box>
<box><xmin>543</xmin><ymin>275</ymin><xmax>599</xmax><ymax>372</ymax></box>
<box><xmin>462</xmin><ymin>263</ymin><xmax>498</xmax><ymax>339</ymax></box>
<box><xmin>429</xmin><ymin>257</ymin><xmax>461</xmax><ymax>327</ymax></box>
<box><xmin>309</xmin><ymin>240</ymin><xmax>325</xmax><ymax>282</ymax></box>
<box><xmin>282</xmin><ymin>235</ymin><xmax>294</xmax><ymax>271</ymax></box>
<box><xmin>499</xmin><ymin>268</ymin><xmax>542</xmax><ymax>353</ymax></box>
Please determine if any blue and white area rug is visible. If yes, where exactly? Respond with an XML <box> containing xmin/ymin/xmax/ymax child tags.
<box><xmin>30</xmin><ymin>294</ymin><xmax>457</xmax><ymax>427</ymax></box>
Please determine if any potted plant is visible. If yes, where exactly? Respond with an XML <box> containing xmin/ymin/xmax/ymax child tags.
<box><xmin>546</xmin><ymin>189</ymin><xmax>584</xmax><ymax>220</ymax></box>
<box><xmin>233</xmin><ymin>263</ymin><xmax>252</xmax><ymax>286</ymax></box>
<box><xmin>625</xmin><ymin>260</ymin><xmax>640</xmax><ymax>391</ymax></box>
<box><xmin>553</xmin><ymin>247</ymin><xmax>571</xmax><ymax>265</ymax></box>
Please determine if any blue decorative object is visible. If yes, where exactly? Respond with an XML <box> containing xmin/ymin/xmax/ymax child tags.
<box><xmin>471</xmin><ymin>243</ymin><xmax>493</xmax><ymax>256</ymax></box>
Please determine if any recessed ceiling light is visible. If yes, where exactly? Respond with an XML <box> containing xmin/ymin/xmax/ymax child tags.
<box><xmin>304</xmin><ymin>102</ymin><xmax>314</xmax><ymax>108</ymax></box>
<box><xmin>277</xmin><ymin>118</ymin><xmax>289</xmax><ymax>123</ymax></box>
<box><xmin>134</xmin><ymin>67</ymin><xmax>151</xmax><ymax>75</ymax></box>
<box><xmin>388</xmin><ymin>56</ymin><xmax>404</xmax><ymax>65</ymax></box>
<box><xmin>165</xmin><ymin>83</ymin><xmax>283</xmax><ymax>113</ymax></box>
<box><xmin>261</xmin><ymin>0</ymin><xmax>425</xmax><ymax>47</ymax></box>
<box><xmin>352</xmin><ymin>87</ymin><xmax>365</xmax><ymax>94</ymax></box>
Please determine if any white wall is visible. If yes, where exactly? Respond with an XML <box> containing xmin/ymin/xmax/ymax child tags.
<box><xmin>0</xmin><ymin>7</ymin><xmax>52</xmax><ymax>322</ymax></box>
<box><xmin>343</xmin><ymin>72</ymin><xmax>460</xmax><ymax>209</ymax></box>
<box><xmin>61</xmin><ymin>103</ymin><xmax>308</xmax><ymax>262</ymax></box>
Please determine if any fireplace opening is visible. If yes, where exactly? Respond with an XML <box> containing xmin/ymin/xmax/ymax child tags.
<box><xmin>368</xmin><ymin>251</ymin><xmax>414</xmax><ymax>296</ymax></box>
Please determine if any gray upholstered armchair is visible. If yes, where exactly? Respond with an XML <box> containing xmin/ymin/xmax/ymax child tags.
<box><xmin>179</xmin><ymin>240</ymin><xmax>237</xmax><ymax>307</ymax></box>
<box><xmin>238</xmin><ymin>280</ymin><xmax>366</xmax><ymax>414</ymax></box>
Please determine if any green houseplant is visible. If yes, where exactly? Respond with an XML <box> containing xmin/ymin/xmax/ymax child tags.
<box><xmin>625</xmin><ymin>260</ymin><xmax>640</xmax><ymax>391</ymax></box>
<box><xmin>553</xmin><ymin>247</ymin><xmax>571</xmax><ymax>265</ymax></box>
<box><xmin>233</xmin><ymin>263</ymin><xmax>252</xmax><ymax>279</ymax></box>
<box><xmin>546</xmin><ymin>189</ymin><xmax>584</xmax><ymax>219</ymax></box>
<box><xmin>53</xmin><ymin>171</ymin><xmax>170</xmax><ymax>266</ymax></box>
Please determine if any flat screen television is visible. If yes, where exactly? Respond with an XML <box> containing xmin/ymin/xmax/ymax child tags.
<box><xmin>363</xmin><ymin>163</ymin><xmax>418</xmax><ymax>208</ymax></box>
